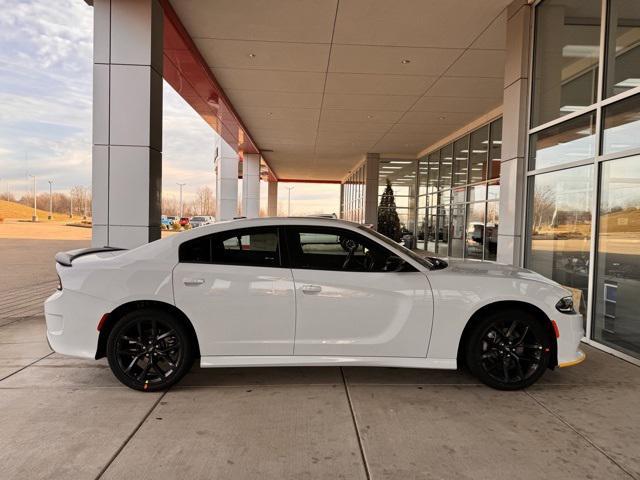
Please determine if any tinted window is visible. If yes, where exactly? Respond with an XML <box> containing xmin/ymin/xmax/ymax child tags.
<box><xmin>179</xmin><ymin>227</ymin><xmax>280</xmax><ymax>267</ymax></box>
<box><xmin>287</xmin><ymin>227</ymin><xmax>414</xmax><ymax>272</ymax></box>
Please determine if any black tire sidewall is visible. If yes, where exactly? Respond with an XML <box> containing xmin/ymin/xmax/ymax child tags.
<box><xmin>106</xmin><ymin>309</ymin><xmax>193</xmax><ymax>392</ymax></box>
<box><xmin>466</xmin><ymin>310</ymin><xmax>551</xmax><ymax>390</ymax></box>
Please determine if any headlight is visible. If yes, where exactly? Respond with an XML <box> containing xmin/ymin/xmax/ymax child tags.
<box><xmin>56</xmin><ymin>274</ymin><xmax>62</xmax><ymax>291</ymax></box>
<box><xmin>555</xmin><ymin>295</ymin><xmax>575</xmax><ymax>314</ymax></box>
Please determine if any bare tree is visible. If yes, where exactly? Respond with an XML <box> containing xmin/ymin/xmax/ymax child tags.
<box><xmin>194</xmin><ymin>186</ymin><xmax>215</xmax><ymax>216</ymax></box>
<box><xmin>532</xmin><ymin>186</ymin><xmax>556</xmax><ymax>233</ymax></box>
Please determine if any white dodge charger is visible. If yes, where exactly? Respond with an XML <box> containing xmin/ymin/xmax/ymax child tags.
<box><xmin>45</xmin><ymin>217</ymin><xmax>585</xmax><ymax>391</ymax></box>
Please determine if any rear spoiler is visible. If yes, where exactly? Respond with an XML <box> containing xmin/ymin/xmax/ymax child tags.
<box><xmin>55</xmin><ymin>246</ymin><xmax>126</xmax><ymax>266</ymax></box>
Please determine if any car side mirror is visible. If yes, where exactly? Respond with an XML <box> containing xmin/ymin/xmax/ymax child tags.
<box><xmin>384</xmin><ymin>255</ymin><xmax>406</xmax><ymax>272</ymax></box>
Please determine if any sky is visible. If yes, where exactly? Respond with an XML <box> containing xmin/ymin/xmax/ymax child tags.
<box><xmin>0</xmin><ymin>0</ymin><xmax>339</xmax><ymax>215</ymax></box>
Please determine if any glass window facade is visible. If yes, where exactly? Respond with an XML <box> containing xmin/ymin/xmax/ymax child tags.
<box><xmin>528</xmin><ymin>0</ymin><xmax>640</xmax><ymax>359</ymax></box>
<box><xmin>342</xmin><ymin>162</ymin><xmax>366</xmax><ymax>223</ymax></box>
<box><xmin>416</xmin><ymin>118</ymin><xmax>502</xmax><ymax>260</ymax></box>
<box><xmin>531</xmin><ymin>0</ymin><xmax>602</xmax><ymax>127</ymax></box>
<box><xmin>592</xmin><ymin>155</ymin><xmax>640</xmax><ymax>357</ymax></box>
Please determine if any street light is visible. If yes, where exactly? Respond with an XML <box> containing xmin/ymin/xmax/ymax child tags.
<box><xmin>177</xmin><ymin>183</ymin><xmax>186</xmax><ymax>218</ymax></box>
<box><xmin>48</xmin><ymin>180</ymin><xmax>53</xmax><ymax>220</ymax></box>
<box><xmin>284</xmin><ymin>186</ymin><xmax>294</xmax><ymax>216</ymax></box>
<box><xmin>29</xmin><ymin>175</ymin><xmax>37</xmax><ymax>222</ymax></box>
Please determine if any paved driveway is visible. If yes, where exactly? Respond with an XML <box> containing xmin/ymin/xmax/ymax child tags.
<box><xmin>1</xmin><ymin>239</ymin><xmax>639</xmax><ymax>479</ymax></box>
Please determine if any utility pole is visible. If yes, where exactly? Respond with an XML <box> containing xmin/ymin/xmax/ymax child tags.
<box><xmin>69</xmin><ymin>192</ymin><xmax>73</xmax><ymax>219</ymax></box>
<box><xmin>30</xmin><ymin>175</ymin><xmax>37</xmax><ymax>222</ymax></box>
<box><xmin>284</xmin><ymin>186</ymin><xmax>294</xmax><ymax>216</ymax></box>
<box><xmin>48</xmin><ymin>180</ymin><xmax>53</xmax><ymax>220</ymax></box>
<box><xmin>177</xmin><ymin>183</ymin><xmax>186</xmax><ymax>218</ymax></box>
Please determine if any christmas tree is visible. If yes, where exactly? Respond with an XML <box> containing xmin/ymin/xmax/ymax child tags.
<box><xmin>377</xmin><ymin>179</ymin><xmax>401</xmax><ymax>242</ymax></box>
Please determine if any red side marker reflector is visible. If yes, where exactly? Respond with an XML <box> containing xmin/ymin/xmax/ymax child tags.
<box><xmin>97</xmin><ymin>313</ymin><xmax>109</xmax><ymax>331</ymax></box>
<box><xmin>551</xmin><ymin>320</ymin><xmax>560</xmax><ymax>338</ymax></box>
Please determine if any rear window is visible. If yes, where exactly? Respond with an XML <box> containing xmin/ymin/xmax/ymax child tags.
<box><xmin>179</xmin><ymin>227</ymin><xmax>280</xmax><ymax>268</ymax></box>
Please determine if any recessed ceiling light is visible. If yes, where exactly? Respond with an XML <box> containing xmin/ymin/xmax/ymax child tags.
<box><xmin>401</xmin><ymin>59</ymin><xmax>411</xmax><ymax>64</ymax></box>
<box><xmin>439</xmin><ymin>116</ymin><xmax>446</xmax><ymax>120</ymax></box>
<box><xmin>248</xmin><ymin>53</ymin><xmax>256</xmax><ymax>59</ymax></box>
<box><xmin>367</xmin><ymin>114</ymin><xmax>374</xmax><ymax>119</ymax></box>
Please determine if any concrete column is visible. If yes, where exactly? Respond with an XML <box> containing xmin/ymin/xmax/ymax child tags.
<box><xmin>215</xmin><ymin>138</ymin><xmax>239</xmax><ymax>221</ymax></box>
<box><xmin>497</xmin><ymin>0</ymin><xmax>532</xmax><ymax>265</ymax></box>
<box><xmin>339</xmin><ymin>183</ymin><xmax>345</xmax><ymax>219</ymax></box>
<box><xmin>91</xmin><ymin>0</ymin><xmax>163</xmax><ymax>248</ymax></box>
<box><xmin>242</xmin><ymin>153</ymin><xmax>260</xmax><ymax>218</ymax></box>
<box><xmin>364</xmin><ymin>153</ymin><xmax>380</xmax><ymax>228</ymax></box>
<box><xmin>267</xmin><ymin>181</ymin><xmax>278</xmax><ymax>216</ymax></box>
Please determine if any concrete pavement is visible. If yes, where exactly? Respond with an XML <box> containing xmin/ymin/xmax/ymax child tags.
<box><xmin>0</xmin><ymin>238</ymin><xmax>639</xmax><ymax>479</ymax></box>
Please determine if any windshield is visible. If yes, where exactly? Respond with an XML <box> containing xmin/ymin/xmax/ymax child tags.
<box><xmin>357</xmin><ymin>225</ymin><xmax>435</xmax><ymax>269</ymax></box>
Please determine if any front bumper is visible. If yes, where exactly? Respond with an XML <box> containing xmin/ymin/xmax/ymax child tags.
<box><xmin>554</xmin><ymin>311</ymin><xmax>586</xmax><ymax>368</ymax></box>
<box><xmin>44</xmin><ymin>289</ymin><xmax>111</xmax><ymax>359</ymax></box>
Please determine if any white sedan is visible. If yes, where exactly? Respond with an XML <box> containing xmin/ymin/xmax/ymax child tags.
<box><xmin>44</xmin><ymin>217</ymin><xmax>585</xmax><ymax>391</ymax></box>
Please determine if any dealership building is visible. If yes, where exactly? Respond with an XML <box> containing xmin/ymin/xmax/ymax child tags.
<box><xmin>87</xmin><ymin>0</ymin><xmax>639</xmax><ymax>363</ymax></box>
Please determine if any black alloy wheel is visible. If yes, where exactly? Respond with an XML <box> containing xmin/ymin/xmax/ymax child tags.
<box><xmin>107</xmin><ymin>309</ymin><xmax>193</xmax><ymax>391</ymax></box>
<box><xmin>466</xmin><ymin>310</ymin><xmax>551</xmax><ymax>390</ymax></box>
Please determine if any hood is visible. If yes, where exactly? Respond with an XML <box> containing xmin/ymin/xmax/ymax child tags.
<box><xmin>440</xmin><ymin>258</ymin><xmax>569</xmax><ymax>291</ymax></box>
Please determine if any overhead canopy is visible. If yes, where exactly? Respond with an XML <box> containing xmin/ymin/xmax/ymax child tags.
<box><xmin>166</xmin><ymin>0</ymin><xmax>511</xmax><ymax>181</ymax></box>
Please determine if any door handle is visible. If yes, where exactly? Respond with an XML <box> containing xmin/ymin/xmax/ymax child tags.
<box><xmin>183</xmin><ymin>278</ymin><xmax>205</xmax><ymax>286</ymax></box>
<box><xmin>302</xmin><ymin>284</ymin><xmax>322</xmax><ymax>294</ymax></box>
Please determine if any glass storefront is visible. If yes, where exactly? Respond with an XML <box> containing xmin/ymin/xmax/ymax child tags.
<box><xmin>417</xmin><ymin>118</ymin><xmax>503</xmax><ymax>260</ymax></box>
<box><xmin>342</xmin><ymin>162</ymin><xmax>366</xmax><ymax>223</ymax></box>
<box><xmin>592</xmin><ymin>155</ymin><xmax>640</xmax><ymax>357</ymax></box>
<box><xmin>528</xmin><ymin>0</ymin><xmax>640</xmax><ymax>359</ymax></box>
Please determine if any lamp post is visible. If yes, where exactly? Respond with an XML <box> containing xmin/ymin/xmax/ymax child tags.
<box><xmin>177</xmin><ymin>183</ymin><xmax>186</xmax><ymax>218</ymax></box>
<box><xmin>29</xmin><ymin>175</ymin><xmax>37</xmax><ymax>222</ymax></box>
<box><xmin>284</xmin><ymin>186</ymin><xmax>294</xmax><ymax>216</ymax></box>
<box><xmin>48</xmin><ymin>180</ymin><xmax>53</xmax><ymax>220</ymax></box>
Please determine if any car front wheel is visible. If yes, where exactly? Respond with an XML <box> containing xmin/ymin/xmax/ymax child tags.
<box><xmin>106</xmin><ymin>309</ymin><xmax>193</xmax><ymax>391</ymax></box>
<box><xmin>466</xmin><ymin>310</ymin><xmax>552</xmax><ymax>390</ymax></box>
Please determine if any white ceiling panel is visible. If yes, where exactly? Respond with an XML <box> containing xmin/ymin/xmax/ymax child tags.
<box><xmin>226</xmin><ymin>90</ymin><xmax>322</xmax><ymax>109</ymax></box>
<box><xmin>426</xmin><ymin>77</ymin><xmax>504</xmax><ymax>98</ymax></box>
<box><xmin>171</xmin><ymin>0</ymin><xmax>509</xmax><ymax>180</ymax></box>
<box><xmin>330</xmin><ymin>45</ymin><xmax>462</xmax><ymax>76</ymax></box>
<box><xmin>445</xmin><ymin>49</ymin><xmax>506</xmax><ymax>78</ymax></box>
<box><xmin>322</xmin><ymin>94</ymin><xmax>418</xmax><ymax>112</ymax></box>
<box><xmin>195</xmin><ymin>39</ymin><xmax>330</xmax><ymax>72</ymax></box>
<box><xmin>320</xmin><ymin>109</ymin><xmax>405</xmax><ymax>124</ymax></box>
<box><xmin>212</xmin><ymin>68</ymin><xmax>326</xmax><ymax>93</ymax></box>
<box><xmin>325</xmin><ymin>73</ymin><xmax>436</xmax><ymax>96</ymax></box>
<box><xmin>411</xmin><ymin>96</ymin><xmax>501</xmax><ymax>113</ymax></box>
<box><xmin>171</xmin><ymin>0</ymin><xmax>338</xmax><ymax>43</ymax></box>
<box><xmin>333</xmin><ymin>0</ymin><xmax>511</xmax><ymax>48</ymax></box>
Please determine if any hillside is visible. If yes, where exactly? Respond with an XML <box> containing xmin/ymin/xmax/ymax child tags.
<box><xmin>0</xmin><ymin>199</ymin><xmax>76</xmax><ymax>221</ymax></box>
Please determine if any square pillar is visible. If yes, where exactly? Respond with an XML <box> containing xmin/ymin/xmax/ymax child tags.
<box><xmin>267</xmin><ymin>181</ymin><xmax>278</xmax><ymax>216</ymax></box>
<box><xmin>364</xmin><ymin>153</ymin><xmax>380</xmax><ymax>228</ymax></box>
<box><xmin>497</xmin><ymin>1</ymin><xmax>532</xmax><ymax>265</ymax></box>
<box><xmin>242</xmin><ymin>153</ymin><xmax>260</xmax><ymax>218</ymax></box>
<box><xmin>91</xmin><ymin>0</ymin><xmax>163</xmax><ymax>248</ymax></box>
<box><xmin>215</xmin><ymin>138</ymin><xmax>239</xmax><ymax>221</ymax></box>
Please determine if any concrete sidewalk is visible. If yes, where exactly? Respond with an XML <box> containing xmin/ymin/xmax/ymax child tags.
<box><xmin>1</xmin><ymin>239</ymin><xmax>639</xmax><ymax>479</ymax></box>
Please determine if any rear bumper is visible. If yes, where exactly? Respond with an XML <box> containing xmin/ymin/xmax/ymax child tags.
<box><xmin>44</xmin><ymin>289</ymin><xmax>111</xmax><ymax>359</ymax></box>
<box><xmin>555</xmin><ymin>312</ymin><xmax>586</xmax><ymax>368</ymax></box>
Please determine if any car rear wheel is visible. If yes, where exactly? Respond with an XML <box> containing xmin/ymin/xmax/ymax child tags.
<box><xmin>106</xmin><ymin>309</ymin><xmax>193</xmax><ymax>391</ymax></box>
<box><xmin>466</xmin><ymin>310</ymin><xmax>551</xmax><ymax>390</ymax></box>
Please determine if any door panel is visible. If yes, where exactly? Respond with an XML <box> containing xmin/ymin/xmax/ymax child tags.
<box><xmin>292</xmin><ymin>269</ymin><xmax>432</xmax><ymax>357</ymax></box>
<box><xmin>173</xmin><ymin>226</ymin><xmax>295</xmax><ymax>356</ymax></box>
<box><xmin>284</xmin><ymin>225</ymin><xmax>433</xmax><ymax>357</ymax></box>
<box><xmin>174</xmin><ymin>263</ymin><xmax>295</xmax><ymax>355</ymax></box>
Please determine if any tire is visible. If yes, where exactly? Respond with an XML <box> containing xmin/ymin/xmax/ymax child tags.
<box><xmin>106</xmin><ymin>308</ymin><xmax>193</xmax><ymax>392</ymax></box>
<box><xmin>465</xmin><ymin>309</ymin><xmax>552</xmax><ymax>390</ymax></box>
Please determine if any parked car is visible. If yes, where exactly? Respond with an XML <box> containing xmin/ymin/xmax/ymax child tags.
<box><xmin>179</xmin><ymin>217</ymin><xmax>190</xmax><ymax>227</ymax></box>
<box><xmin>160</xmin><ymin>215</ymin><xmax>175</xmax><ymax>229</ymax></box>
<box><xmin>45</xmin><ymin>218</ymin><xmax>585</xmax><ymax>392</ymax></box>
<box><xmin>189</xmin><ymin>216</ymin><xmax>215</xmax><ymax>228</ymax></box>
